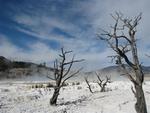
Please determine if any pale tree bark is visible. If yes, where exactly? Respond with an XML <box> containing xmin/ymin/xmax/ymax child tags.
<box><xmin>48</xmin><ymin>48</ymin><xmax>84</xmax><ymax>105</ymax></box>
<box><xmin>98</xmin><ymin>12</ymin><xmax>147</xmax><ymax>113</ymax></box>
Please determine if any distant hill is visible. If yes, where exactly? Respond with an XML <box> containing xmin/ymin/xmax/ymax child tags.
<box><xmin>85</xmin><ymin>65</ymin><xmax>150</xmax><ymax>81</ymax></box>
<box><xmin>0</xmin><ymin>56</ymin><xmax>11</xmax><ymax>71</ymax></box>
<box><xmin>100</xmin><ymin>65</ymin><xmax>150</xmax><ymax>74</ymax></box>
<box><xmin>0</xmin><ymin>56</ymin><xmax>53</xmax><ymax>80</ymax></box>
<box><xmin>0</xmin><ymin>56</ymin><xmax>38</xmax><ymax>71</ymax></box>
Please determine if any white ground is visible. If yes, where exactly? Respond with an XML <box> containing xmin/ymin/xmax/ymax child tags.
<box><xmin>0</xmin><ymin>81</ymin><xmax>150</xmax><ymax>113</ymax></box>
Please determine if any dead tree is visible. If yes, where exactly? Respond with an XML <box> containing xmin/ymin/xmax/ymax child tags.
<box><xmin>48</xmin><ymin>48</ymin><xmax>84</xmax><ymax>105</ymax></box>
<box><xmin>84</xmin><ymin>77</ymin><xmax>93</xmax><ymax>93</ymax></box>
<box><xmin>96</xmin><ymin>73</ymin><xmax>111</xmax><ymax>92</ymax></box>
<box><xmin>97</xmin><ymin>12</ymin><xmax>147</xmax><ymax>113</ymax></box>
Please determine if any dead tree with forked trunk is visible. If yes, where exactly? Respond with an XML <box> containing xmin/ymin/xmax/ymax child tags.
<box><xmin>96</xmin><ymin>73</ymin><xmax>111</xmax><ymax>92</ymax></box>
<box><xmin>48</xmin><ymin>48</ymin><xmax>84</xmax><ymax>105</ymax></box>
<box><xmin>97</xmin><ymin>12</ymin><xmax>147</xmax><ymax>113</ymax></box>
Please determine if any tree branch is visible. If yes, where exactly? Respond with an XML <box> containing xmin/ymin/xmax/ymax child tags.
<box><xmin>61</xmin><ymin>68</ymin><xmax>83</xmax><ymax>87</ymax></box>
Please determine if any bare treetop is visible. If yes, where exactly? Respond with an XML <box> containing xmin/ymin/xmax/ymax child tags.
<box><xmin>97</xmin><ymin>12</ymin><xmax>142</xmax><ymax>69</ymax></box>
<box><xmin>48</xmin><ymin>47</ymin><xmax>84</xmax><ymax>87</ymax></box>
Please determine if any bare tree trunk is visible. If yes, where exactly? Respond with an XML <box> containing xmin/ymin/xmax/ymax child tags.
<box><xmin>50</xmin><ymin>87</ymin><xmax>60</xmax><ymax>105</ymax></box>
<box><xmin>101</xmin><ymin>86</ymin><xmax>105</xmax><ymax>92</ymax></box>
<box><xmin>85</xmin><ymin>77</ymin><xmax>93</xmax><ymax>93</ymax></box>
<box><xmin>134</xmin><ymin>84</ymin><xmax>147</xmax><ymax>113</ymax></box>
<box><xmin>133</xmin><ymin>70</ymin><xmax>147</xmax><ymax>113</ymax></box>
<box><xmin>131</xmin><ymin>37</ymin><xmax>147</xmax><ymax>113</ymax></box>
<box><xmin>50</xmin><ymin>77</ymin><xmax>61</xmax><ymax>105</ymax></box>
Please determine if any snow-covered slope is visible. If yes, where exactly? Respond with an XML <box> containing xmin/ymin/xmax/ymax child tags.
<box><xmin>0</xmin><ymin>81</ymin><xmax>150</xmax><ymax>113</ymax></box>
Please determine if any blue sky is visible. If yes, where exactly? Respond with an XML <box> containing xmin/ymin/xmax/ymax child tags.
<box><xmin>0</xmin><ymin>0</ymin><xmax>150</xmax><ymax>71</ymax></box>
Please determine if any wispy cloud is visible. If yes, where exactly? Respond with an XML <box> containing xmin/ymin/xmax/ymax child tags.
<box><xmin>0</xmin><ymin>34</ymin><xmax>57</xmax><ymax>64</ymax></box>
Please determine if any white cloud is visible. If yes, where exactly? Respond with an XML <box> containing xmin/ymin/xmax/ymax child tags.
<box><xmin>14</xmin><ymin>14</ymin><xmax>81</xmax><ymax>40</ymax></box>
<box><xmin>84</xmin><ymin>0</ymin><xmax>150</xmax><ymax>41</ymax></box>
<box><xmin>0</xmin><ymin>34</ymin><xmax>58</xmax><ymax>65</ymax></box>
<box><xmin>76</xmin><ymin>48</ymin><xmax>114</xmax><ymax>71</ymax></box>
